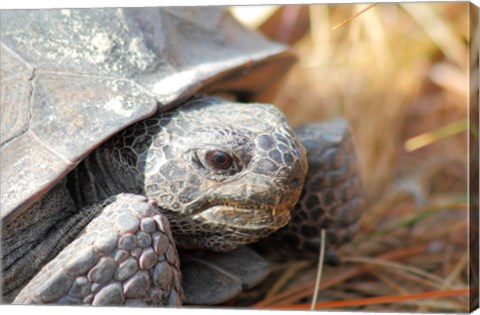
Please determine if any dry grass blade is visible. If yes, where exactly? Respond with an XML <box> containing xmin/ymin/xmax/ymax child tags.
<box><xmin>233</xmin><ymin>3</ymin><xmax>469</xmax><ymax>312</ymax></box>
<box><xmin>400</xmin><ymin>3</ymin><xmax>467</xmax><ymax>68</ymax></box>
<box><xmin>271</xmin><ymin>288</ymin><xmax>471</xmax><ymax>310</ymax></box>
<box><xmin>369</xmin><ymin>269</ymin><xmax>410</xmax><ymax>295</ymax></box>
<box><xmin>401</xmin><ymin>299</ymin><xmax>467</xmax><ymax>312</ymax></box>
<box><xmin>310</xmin><ymin>229</ymin><xmax>326</xmax><ymax>310</ymax></box>
<box><xmin>254</xmin><ymin>266</ymin><xmax>363</xmax><ymax>308</ymax></box>
<box><xmin>253</xmin><ymin>245</ymin><xmax>428</xmax><ymax>308</ymax></box>
<box><xmin>342</xmin><ymin>256</ymin><xmax>448</xmax><ymax>287</ymax></box>
<box><xmin>265</xmin><ymin>260</ymin><xmax>311</xmax><ymax>298</ymax></box>
<box><xmin>405</xmin><ymin>119</ymin><xmax>468</xmax><ymax>152</ymax></box>
<box><xmin>355</xmin><ymin>195</ymin><xmax>468</xmax><ymax>244</ymax></box>
<box><xmin>430</xmin><ymin>63</ymin><xmax>468</xmax><ymax>97</ymax></box>
<box><xmin>368</xmin><ymin>262</ymin><xmax>450</xmax><ymax>291</ymax></box>
<box><xmin>442</xmin><ymin>253</ymin><xmax>469</xmax><ymax>288</ymax></box>
<box><xmin>308</xmin><ymin>5</ymin><xmax>331</xmax><ymax>66</ymax></box>
<box><xmin>331</xmin><ymin>3</ymin><xmax>378</xmax><ymax>31</ymax></box>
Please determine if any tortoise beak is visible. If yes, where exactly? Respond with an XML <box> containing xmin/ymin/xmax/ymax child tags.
<box><xmin>193</xmin><ymin>202</ymin><xmax>291</xmax><ymax>232</ymax></box>
<box><xmin>191</xmin><ymin>171</ymin><xmax>305</xmax><ymax>234</ymax></box>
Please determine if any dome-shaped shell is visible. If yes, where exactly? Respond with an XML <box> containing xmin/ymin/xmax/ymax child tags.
<box><xmin>0</xmin><ymin>7</ymin><xmax>295</xmax><ymax>222</ymax></box>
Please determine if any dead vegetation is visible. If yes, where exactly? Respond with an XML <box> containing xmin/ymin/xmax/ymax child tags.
<box><xmin>230</xmin><ymin>3</ymin><xmax>473</xmax><ymax>312</ymax></box>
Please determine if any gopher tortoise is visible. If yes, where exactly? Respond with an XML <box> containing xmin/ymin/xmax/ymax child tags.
<box><xmin>0</xmin><ymin>7</ymin><xmax>363</xmax><ymax>306</ymax></box>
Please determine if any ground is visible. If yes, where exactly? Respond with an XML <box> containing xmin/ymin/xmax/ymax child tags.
<box><xmin>229</xmin><ymin>3</ymin><xmax>476</xmax><ymax>312</ymax></box>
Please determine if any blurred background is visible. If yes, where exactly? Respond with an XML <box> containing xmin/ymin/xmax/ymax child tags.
<box><xmin>227</xmin><ymin>2</ymin><xmax>475</xmax><ymax>312</ymax></box>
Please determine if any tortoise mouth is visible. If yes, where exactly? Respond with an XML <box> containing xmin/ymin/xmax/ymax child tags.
<box><xmin>171</xmin><ymin>204</ymin><xmax>291</xmax><ymax>252</ymax></box>
<box><xmin>192</xmin><ymin>204</ymin><xmax>291</xmax><ymax>231</ymax></box>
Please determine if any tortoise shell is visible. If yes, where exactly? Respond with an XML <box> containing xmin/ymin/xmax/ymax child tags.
<box><xmin>0</xmin><ymin>7</ymin><xmax>295</xmax><ymax>223</ymax></box>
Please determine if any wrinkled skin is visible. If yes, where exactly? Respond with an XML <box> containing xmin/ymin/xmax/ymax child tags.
<box><xmin>1</xmin><ymin>7</ymin><xmax>363</xmax><ymax>306</ymax></box>
<box><xmin>2</xmin><ymin>97</ymin><xmax>308</xmax><ymax>303</ymax></box>
<box><xmin>72</xmin><ymin>96</ymin><xmax>308</xmax><ymax>250</ymax></box>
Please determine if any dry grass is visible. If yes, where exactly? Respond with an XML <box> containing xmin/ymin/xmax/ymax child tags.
<box><xmin>230</xmin><ymin>3</ymin><xmax>472</xmax><ymax>313</ymax></box>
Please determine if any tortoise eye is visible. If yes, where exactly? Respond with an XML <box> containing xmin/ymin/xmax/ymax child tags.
<box><xmin>205</xmin><ymin>150</ymin><xmax>233</xmax><ymax>170</ymax></box>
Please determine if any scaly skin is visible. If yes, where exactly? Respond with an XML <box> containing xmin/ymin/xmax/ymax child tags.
<box><xmin>13</xmin><ymin>194</ymin><xmax>183</xmax><ymax>305</ymax></box>
<box><xmin>71</xmin><ymin>96</ymin><xmax>308</xmax><ymax>250</ymax></box>
<box><xmin>3</xmin><ymin>97</ymin><xmax>364</xmax><ymax>305</ymax></box>
<box><xmin>2</xmin><ymin>97</ymin><xmax>308</xmax><ymax>304</ymax></box>
<box><xmin>256</xmin><ymin>119</ymin><xmax>364</xmax><ymax>263</ymax></box>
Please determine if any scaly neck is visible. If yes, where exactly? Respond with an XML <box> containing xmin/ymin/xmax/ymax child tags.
<box><xmin>67</xmin><ymin>144</ymin><xmax>143</xmax><ymax>208</ymax></box>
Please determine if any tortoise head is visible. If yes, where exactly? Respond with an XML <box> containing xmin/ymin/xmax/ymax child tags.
<box><xmin>118</xmin><ymin>97</ymin><xmax>307</xmax><ymax>251</ymax></box>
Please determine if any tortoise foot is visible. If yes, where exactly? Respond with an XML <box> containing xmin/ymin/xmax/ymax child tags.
<box><xmin>13</xmin><ymin>194</ymin><xmax>183</xmax><ymax>306</ymax></box>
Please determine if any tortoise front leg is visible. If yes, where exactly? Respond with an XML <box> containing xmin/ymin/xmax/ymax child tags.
<box><xmin>257</xmin><ymin>118</ymin><xmax>364</xmax><ymax>263</ymax></box>
<box><xmin>13</xmin><ymin>194</ymin><xmax>183</xmax><ymax>306</ymax></box>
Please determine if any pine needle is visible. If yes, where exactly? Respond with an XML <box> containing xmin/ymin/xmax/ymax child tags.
<box><xmin>265</xmin><ymin>260</ymin><xmax>311</xmax><ymax>298</ymax></box>
<box><xmin>404</xmin><ymin>119</ymin><xmax>468</xmax><ymax>152</ymax></box>
<box><xmin>310</xmin><ymin>229</ymin><xmax>326</xmax><ymax>310</ymax></box>
<box><xmin>342</xmin><ymin>256</ymin><xmax>447</xmax><ymax>287</ymax></box>
<box><xmin>253</xmin><ymin>245</ymin><xmax>428</xmax><ymax>307</ymax></box>
<box><xmin>272</xmin><ymin>288</ymin><xmax>471</xmax><ymax>310</ymax></box>
<box><xmin>331</xmin><ymin>3</ymin><xmax>378</xmax><ymax>31</ymax></box>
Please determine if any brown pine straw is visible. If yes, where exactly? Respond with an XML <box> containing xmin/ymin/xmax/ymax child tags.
<box><xmin>253</xmin><ymin>244</ymin><xmax>428</xmax><ymax>308</ymax></box>
<box><xmin>331</xmin><ymin>3</ymin><xmax>378</xmax><ymax>31</ymax></box>
<box><xmin>369</xmin><ymin>269</ymin><xmax>410</xmax><ymax>295</ymax></box>
<box><xmin>341</xmin><ymin>256</ymin><xmax>447</xmax><ymax>287</ymax></box>
<box><xmin>267</xmin><ymin>288</ymin><xmax>472</xmax><ymax>310</ymax></box>
<box><xmin>310</xmin><ymin>229</ymin><xmax>326</xmax><ymax>310</ymax></box>
<box><xmin>264</xmin><ymin>260</ymin><xmax>311</xmax><ymax>298</ymax></box>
